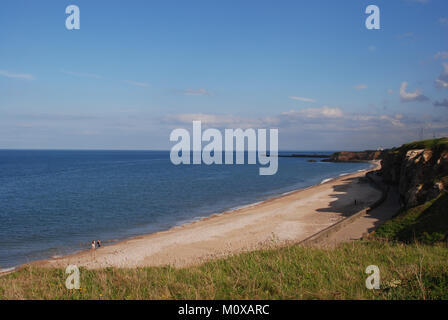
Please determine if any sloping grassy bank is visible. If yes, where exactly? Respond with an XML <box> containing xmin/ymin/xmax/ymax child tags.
<box><xmin>375</xmin><ymin>192</ymin><xmax>448</xmax><ymax>244</ymax></box>
<box><xmin>1</xmin><ymin>240</ymin><xmax>447</xmax><ymax>300</ymax></box>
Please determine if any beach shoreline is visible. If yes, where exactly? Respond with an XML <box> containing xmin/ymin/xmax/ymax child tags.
<box><xmin>13</xmin><ymin>160</ymin><xmax>380</xmax><ymax>271</ymax></box>
<box><xmin>0</xmin><ymin>161</ymin><xmax>380</xmax><ymax>275</ymax></box>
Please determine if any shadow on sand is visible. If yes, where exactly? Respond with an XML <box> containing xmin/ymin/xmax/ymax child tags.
<box><xmin>315</xmin><ymin>176</ymin><xmax>380</xmax><ymax>218</ymax></box>
<box><xmin>316</xmin><ymin>174</ymin><xmax>401</xmax><ymax>236</ymax></box>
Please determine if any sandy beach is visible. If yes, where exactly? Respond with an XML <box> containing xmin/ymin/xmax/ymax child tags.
<box><xmin>33</xmin><ymin>162</ymin><xmax>382</xmax><ymax>270</ymax></box>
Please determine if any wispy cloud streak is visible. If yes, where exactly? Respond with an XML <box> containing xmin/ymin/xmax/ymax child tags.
<box><xmin>0</xmin><ymin>70</ymin><xmax>34</xmax><ymax>80</ymax></box>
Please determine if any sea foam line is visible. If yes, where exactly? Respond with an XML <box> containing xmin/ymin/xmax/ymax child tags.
<box><xmin>0</xmin><ymin>267</ymin><xmax>16</xmax><ymax>274</ymax></box>
<box><xmin>320</xmin><ymin>178</ymin><xmax>333</xmax><ymax>184</ymax></box>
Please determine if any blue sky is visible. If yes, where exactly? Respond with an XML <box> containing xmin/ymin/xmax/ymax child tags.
<box><xmin>0</xmin><ymin>0</ymin><xmax>447</xmax><ymax>150</ymax></box>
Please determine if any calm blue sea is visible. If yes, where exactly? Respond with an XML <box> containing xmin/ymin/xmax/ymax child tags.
<box><xmin>0</xmin><ymin>150</ymin><xmax>371</xmax><ymax>270</ymax></box>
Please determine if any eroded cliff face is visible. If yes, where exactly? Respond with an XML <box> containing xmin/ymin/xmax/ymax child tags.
<box><xmin>380</xmin><ymin>145</ymin><xmax>448</xmax><ymax>208</ymax></box>
<box><xmin>327</xmin><ymin>139</ymin><xmax>448</xmax><ymax>208</ymax></box>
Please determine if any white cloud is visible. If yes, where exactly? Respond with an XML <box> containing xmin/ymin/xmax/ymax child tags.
<box><xmin>435</xmin><ymin>62</ymin><xmax>448</xmax><ymax>88</ymax></box>
<box><xmin>354</xmin><ymin>84</ymin><xmax>368</xmax><ymax>90</ymax></box>
<box><xmin>434</xmin><ymin>51</ymin><xmax>448</xmax><ymax>60</ymax></box>
<box><xmin>155</xmin><ymin>105</ymin><xmax>448</xmax><ymax>150</ymax></box>
<box><xmin>399</xmin><ymin>82</ymin><xmax>429</xmax><ymax>102</ymax></box>
<box><xmin>282</xmin><ymin>106</ymin><xmax>343</xmax><ymax>118</ymax></box>
<box><xmin>379</xmin><ymin>115</ymin><xmax>404</xmax><ymax>127</ymax></box>
<box><xmin>163</xmin><ymin>113</ymin><xmax>261</xmax><ymax>128</ymax></box>
<box><xmin>288</xmin><ymin>96</ymin><xmax>316</xmax><ymax>103</ymax></box>
<box><xmin>162</xmin><ymin>107</ymin><xmax>413</xmax><ymax>135</ymax></box>
<box><xmin>183</xmin><ymin>88</ymin><xmax>211</xmax><ymax>96</ymax></box>
<box><xmin>0</xmin><ymin>69</ymin><xmax>34</xmax><ymax>80</ymax></box>
<box><xmin>436</xmin><ymin>79</ymin><xmax>448</xmax><ymax>88</ymax></box>
<box><xmin>439</xmin><ymin>18</ymin><xmax>448</xmax><ymax>26</ymax></box>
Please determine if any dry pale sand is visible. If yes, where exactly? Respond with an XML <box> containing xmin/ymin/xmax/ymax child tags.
<box><xmin>37</xmin><ymin>163</ymin><xmax>381</xmax><ymax>269</ymax></box>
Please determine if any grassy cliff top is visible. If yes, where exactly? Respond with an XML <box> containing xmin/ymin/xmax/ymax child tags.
<box><xmin>399</xmin><ymin>138</ymin><xmax>448</xmax><ymax>152</ymax></box>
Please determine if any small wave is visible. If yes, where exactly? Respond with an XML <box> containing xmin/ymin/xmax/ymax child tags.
<box><xmin>320</xmin><ymin>178</ymin><xmax>333</xmax><ymax>184</ymax></box>
<box><xmin>175</xmin><ymin>216</ymin><xmax>207</xmax><ymax>226</ymax></box>
<box><xmin>0</xmin><ymin>267</ymin><xmax>15</xmax><ymax>274</ymax></box>
<box><xmin>231</xmin><ymin>201</ymin><xmax>264</xmax><ymax>211</ymax></box>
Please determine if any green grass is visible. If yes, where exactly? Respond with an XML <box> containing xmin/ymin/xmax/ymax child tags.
<box><xmin>399</xmin><ymin>138</ymin><xmax>448</xmax><ymax>152</ymax></box>
<box><xmin>386</xmin><ymin>137</ymin><xmax>448</xmax><ymax>157</ymax></box>
<box><xmin>375</xmin><ymin>192</ymin><xmax>448</xmax><ymax>244</ymax></box>
<box><xmin>1</xmin><ymin>241</ymin><xmax>447</xmax><ymax>300</ymax></box>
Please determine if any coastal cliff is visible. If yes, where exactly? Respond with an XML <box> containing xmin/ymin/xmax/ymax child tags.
<box><xmin>379</xmin><ymin>138</ymin><xmax>448</xmax><ymax>208</ymax></box>
<box><xmin>328</xmin><ymin>150</ymin><xmax>383</xmax><ymax>162</ymax></box>
<box><xmin>329</xmin><ymin>138</ymin><xmax>448</xmax><ymax>209</ymax></box>
<box><xmin>329</xmin><ymin>138</ymin><xmax>448</xmax><ymax>244</ymax></box>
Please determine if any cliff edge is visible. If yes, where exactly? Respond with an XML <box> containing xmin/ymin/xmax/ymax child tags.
<box><xmin>379</xmin><ymin>138</ymin><xmax>448</xmax><ymax>208</ymax></box>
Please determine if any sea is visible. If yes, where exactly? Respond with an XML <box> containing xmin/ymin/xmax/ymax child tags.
<box><xmin>0</xmin><ymin>150</ymin><xmax>372</xmax><ymax>270</ymax></box>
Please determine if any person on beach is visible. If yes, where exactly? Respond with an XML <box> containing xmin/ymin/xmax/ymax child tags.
<box><xmin>91</xmin><ymin>240</ymin><xmax>96</xmax><ymax>259</ymax></box>
<box><xmin>97</xmin><ymin>240</ymin><xmax>101</xmax><ymax>248</ymax></box>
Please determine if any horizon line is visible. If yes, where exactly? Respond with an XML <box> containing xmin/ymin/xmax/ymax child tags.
<box><xmin>0</xmin><ymin>148</ymin><xmax>359</xmax><ymax>153</ymax></box>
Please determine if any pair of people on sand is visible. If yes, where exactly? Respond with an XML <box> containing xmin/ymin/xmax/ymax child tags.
<box><xmin>91</xmin><ymin>240</ymin><xmax>101</xmax><ymax>250</ymax></box>
<box><xmin>90</xmin><ymin>240</ymin><xmax>101</xmax><ymax>260</ymax></box>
